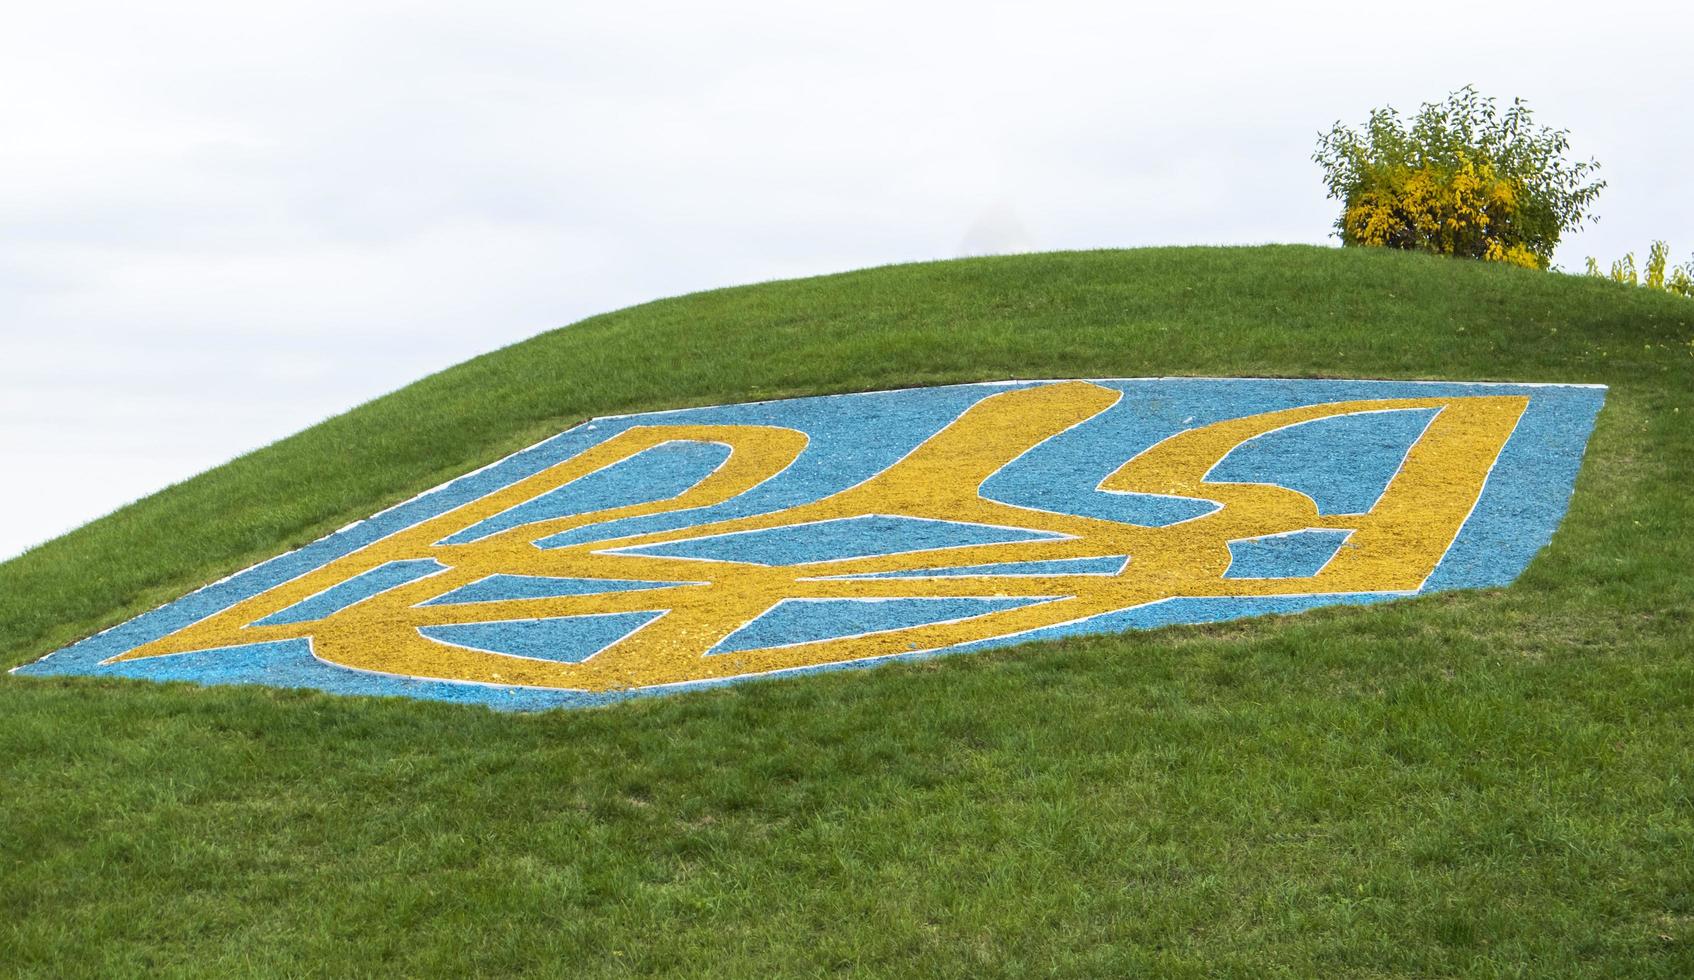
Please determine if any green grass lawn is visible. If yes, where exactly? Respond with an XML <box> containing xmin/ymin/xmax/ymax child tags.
<box><xmin>3</xmin><ymin>245</ymin><xmax>1691</xmax><ymax>976</ymax></box>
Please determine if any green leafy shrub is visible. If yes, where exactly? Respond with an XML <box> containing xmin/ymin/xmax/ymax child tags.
<box><xmin>1314</xmin><ymin>87</ymin><xmax>1605</xmax><ymax>270</ymax></box>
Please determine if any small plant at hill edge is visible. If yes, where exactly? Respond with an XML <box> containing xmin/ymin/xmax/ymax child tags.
<box><xmin>1585</xmin><ymin>242</ymin><xmax>1694</xmax><ymax>299</ymax></box>
<box><xmin>1314</xmin><ymin>86</ymin><xmax>1604</xmax><ymax>270</ymax></box>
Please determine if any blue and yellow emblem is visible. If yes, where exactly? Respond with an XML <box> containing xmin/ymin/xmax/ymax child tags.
<box><xmin>15</xmin><ymin>379</ymin><xmax>1603</xmax><ymax>709</ymax></box>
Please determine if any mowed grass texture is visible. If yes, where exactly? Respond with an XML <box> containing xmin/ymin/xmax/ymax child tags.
<box><xmin>3</xmin><ymin>246</ymin><xmax>1692</xmax><ymax>976</ymax></box>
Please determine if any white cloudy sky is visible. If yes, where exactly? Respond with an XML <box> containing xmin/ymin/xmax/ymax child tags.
<box><xmin>2</xmin><ymin>0</ymin><xmax>1689</xmax><ymax>560</ymax></box>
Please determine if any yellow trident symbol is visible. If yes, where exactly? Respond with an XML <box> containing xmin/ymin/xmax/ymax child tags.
<box><xmin>109</xmin><ymin>382</ymin><xmax>1526</xmax><ymax>691</ymax></box>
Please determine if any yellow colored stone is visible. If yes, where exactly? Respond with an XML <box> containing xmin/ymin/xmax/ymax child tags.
<box><xmin>111</xmin><ymin>383</ymin><xmax>1527</xmax><ymax>692</ymax></box>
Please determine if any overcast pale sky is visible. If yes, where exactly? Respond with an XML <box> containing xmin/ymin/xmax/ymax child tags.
<box><xmin>2</xmin><ymin>0</ymin><xmax>1689</xmax><ymax>560</ymax></box>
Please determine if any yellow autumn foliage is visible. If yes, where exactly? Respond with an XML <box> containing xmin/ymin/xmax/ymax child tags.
<box><xmin>1314</xmin><ymin>88</ymin><xmax>1604</xmax><ymax>273</ymax></box>
<box><xmin>1341</xmin><ymin>155</ymin><xmax>1541</xmax><ymax>269</ymax></box>
<box><xmin>1587</xmin><ymin>241</ymin><xmax>1694</xmax><ymax>300</ymax></box>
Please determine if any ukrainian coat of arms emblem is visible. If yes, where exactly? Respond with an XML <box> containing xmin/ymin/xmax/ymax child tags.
<box><xmin>15</xmin><ymin>379</ymin><xmax>1603</xmax><ymax>709</ymax></box>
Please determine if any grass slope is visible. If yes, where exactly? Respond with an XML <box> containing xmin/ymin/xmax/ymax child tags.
<box><xmin>3</xmin><ymin>245</ymin><xmax>1692</xmax><ymax>976</ymax></box>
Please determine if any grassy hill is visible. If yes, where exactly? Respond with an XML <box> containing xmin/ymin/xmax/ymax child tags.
<box><xmin>3</xmin><ymin>245</ymin><xmax>1691</xmax><ymax>976</ymax></box>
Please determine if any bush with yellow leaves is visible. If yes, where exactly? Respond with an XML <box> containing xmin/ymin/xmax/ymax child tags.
<box><xmin>1314</xmin><ymin>87</ymin><xmax>1604</xmax><ymax>270</ymax></box>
